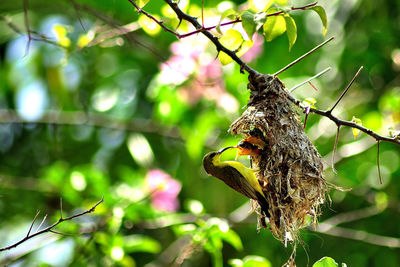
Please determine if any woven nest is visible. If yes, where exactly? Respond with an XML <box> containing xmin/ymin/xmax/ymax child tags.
<box><xmin>230</xmin><ymin>73</ymin><xmax>327</xmax><ymax>244</ymax></box>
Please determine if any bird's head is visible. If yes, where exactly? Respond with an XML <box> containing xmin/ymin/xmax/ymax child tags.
<box><xmin>234</xmin><ymin>140</ymin><xmax>262</xmax><ymax>159</ymax></box>
<box><xmin>203</xmin><ymin>146</ymin><xmax>234</xmax><ymax>174</ymax></box>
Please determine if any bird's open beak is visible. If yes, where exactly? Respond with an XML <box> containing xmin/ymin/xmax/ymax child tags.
<box><xmin>233</xmin><ymin>139</ymin><xmax>262</xmax><ymax>160</ymax></box>
<box><xmin>234</xmin><ymin>146</ymin><xmax>250</xmax><ymax>160</ymax></box>
<box><xmin>217</xmin><ymin>146</ymin><xmax>234</xmax><ymax>154</ymax></box>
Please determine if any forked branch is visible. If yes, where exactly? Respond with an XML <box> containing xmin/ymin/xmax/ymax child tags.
<box><xmin>0</xmin><ymin>197</ymin><xmax>104</xmax><ymax>252</ymax></box>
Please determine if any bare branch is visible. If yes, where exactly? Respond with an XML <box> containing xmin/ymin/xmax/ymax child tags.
<box><xmin>0</xmin><ymin>197</ymin><xmax>104</xmax><ymax>252</ymax></box>
<box><xmin>289</xmin><ymin>67</ymin><xmax>331</xmax><ymax>93</ymax></box>
<box><xmin>332</xmin><ymin>126</ymin><xmax>340</xmax><ymax>174</ymax></box>
<box><xmin>274</xmin><ymin>37</ymin><xmax>334</xmax><ymax>76</ymax></box>
<box><xmin>286</xmin><ymin>95</ymin><xmax>400</xmax><ymax>146</ymax></box>
<box><xmin>127</xmin><ymin>0</ymin><xmax>180</xmax><ymax>37</ymax></box>
<box><xmin>328</xmin><ymin>66</ymin><xmax>363</xmax><ymax>112</ymax></box>
<box><xmin>26</xmin><ymin>210</ymin><xmax>40</xmax><ymax>238</ymax></box>
<box><xmin>23</xmin><ymin>0</ymin><xmax>32</xmax><ymax>56</ymax></box>
<box><xmin>60</xmin><ymin>197</ymin><xmax>64</xmax><ymax>220</ymax></box>
<box><xmin>0</xmin><ymin>110</ymin><xmax>181</xmax><ymax>139</ymax></box>
<box><xmin>377</xmin><ymin>141</ymin><xmax>383</xmax><ymax>184</ymax></box>
<box><xmin>314</xmin><ymin>225</ymin><xmax>400</xmax><ymax>248</ymax></box>
<box><xmin>36</xmin><ymin>214</ymin><xmax>47</xmax><ymax>233</ymax></box>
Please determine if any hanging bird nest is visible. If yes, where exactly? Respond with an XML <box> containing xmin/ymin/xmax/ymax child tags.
<box><xmin>230</xmin><ymin>73</ymin><xmax>327</xmax><ymax>244</ymax></box>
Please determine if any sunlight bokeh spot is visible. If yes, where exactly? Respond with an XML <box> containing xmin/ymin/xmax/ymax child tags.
<box><xmin>128</xmin><ymin>134</ymin><xmax>154</xmax><ymax>167</ymax></box>
<box><xmin>16</xmin><ymin>80</ymin><xmax>48</xmax><ymax>121</ymax></box>
<box><xmin>91</xmin><ymin>87</ymin><xmax>119</xmax><ymax>112</ymax></box>
<box><xmin>70</xmin><ymin>171</ymin><xmax>87</xmax><ymax>191</ymax></box>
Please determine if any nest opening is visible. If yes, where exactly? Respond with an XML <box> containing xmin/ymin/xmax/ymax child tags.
<box><xmin>230</xmin><ymin>74</ymin><xmax>328</xmax><ymax>244</ymax></box>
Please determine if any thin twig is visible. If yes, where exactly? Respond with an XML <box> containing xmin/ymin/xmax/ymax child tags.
<box><xmin>26</xmin><ymin>211</ymin><xmax>40</xmax><ymax>238</ymax></box>
<box><xmin>274</xmin><ymin>37</ymin><xmax>334</xmax><ymax>76</ymax></box>
<box><xmin>308</xmin><ymin>81</ymin><xmax>319</xmax><ymax>91</ymax></box>
<box><xmin>332</xmin><ymin>126</ymin><xmax>340</xmax><ymax>173</ymax></box>
<box><xmin>60</xmin><ymin>197</ymin><xmax>64</xmax><ymax>219</ymax></box>
<box><xmin>36</xmin><ymin>214</ymin><xmax>47</xmax><ymax>233</ymax></box>
<box><xmin>0</xmin><ymin>197</ymin><xmax>104</xmax><ymax>252</ymax></box>
<box><xmin>0</xmin><ymin>110</ymin><xmax>181</xmax><ymax>139</ymax></box>
<box><xmin>162</xmin><ymin>0</ymin><xmax>259</xmax><ymax>76</ymax></box>
<box><xmin>127</xmin><ymin>0</ymin><xmax>179</xmax><ymax>37</ymax></box>
<box><xmin>127</xmin><ymin>0</ymin><xmax>319</xmax><ymax>76</ymax></box>
<box><xmin>201</xmin><ymin>0</ymin><xmax>204</xmax><ymax>27</ymax></box>
<box><xmin>314</xmin><ymin>225</ymin><xmax>400</xmax><ymax>248</ymax></box>
<box><xmin>289</xmin><ymin>67</ymin><xmax>331</xmax><ymax>93</ymax></box>
<box><xmin>286</xmin><ymin>95</ymin><xmax>400</xmax><ymax>146</ymax></box>
<box><xmin>23</xmin><ymin>0</ymin><xmax>31</xmax><ymax>56</ymax></box>
<box><xmin>377</xmin><ymin>141</ymin><xmax>383</xmax><ymax>184</ymax></box>
<box><xmin>329</xmin><ymin>66</ymin><xmax>363</xmax><ymax>112</ymax></box>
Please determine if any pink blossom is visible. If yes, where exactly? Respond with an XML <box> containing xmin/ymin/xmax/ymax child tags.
<box><xmin>241</xmin><ymin>33</ymin><xmax>264</xmax><ymax>62</ymax></box>
<box><xmin>145</xmin><ymin>169</ymin><xmax>181</xmax><ymax>212</ymax></box>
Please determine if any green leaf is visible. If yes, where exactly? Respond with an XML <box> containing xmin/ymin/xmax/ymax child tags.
<box><xmin>302</xmin><ymin>97</ymin><xmax>317</xmax><ymax>108</ymax></box>
<box><xmin>217</xmin><ymin>9</ymin><xmax>238</xmax><ymax>34</ymax></box>
<box><xmin>219</xmin><ymin>29</ymin><xmax>244</xmax><ymax>51</ymax></box>
<box><xmin>230</xmin><ymin>256</ymin><xmax>272</xmax><ymax>267</ymax></box>
<box><xmin>218</xmin><ymin>229</ymin><xmax>243</xmax><ymax>251</ymax></box>
<box><xmin>53</xmin><ymin>24</ymin><xmax>71</xmax><ymax>47</ymax></box>
<box><xmin>237</xmin><ymin>40</ymin><xmax>254</xmax><ymax>57</ymax></box>
<box><xmin>135</xmin><ymin>0</ymin><xmax>149</xmax><ymax>8</ymax></box>
<box><xmin>218</xmin><ymin>29</ymin><xmax>244</xmax><ymax>65</ymax></box>
<box><xmin>124</xmin><ymin>234</ymin><xmax>161</xmax><ymax>254</ymax></box>
<box><xmin>241</xmin><ymin>11</ymin><xmax>256</xmax><ymax>39</ymax></box>
<box><xmin>263</xmin><ymin>14</ymin><xmax>286</xmax><ymax>42</ymax></box>
<box><xmin>254</xmin><ymin>12</ymin><xmax>267</xmax><ymax>31</ymax></box>
<box><xmin>242</xmin><ymin>255</ymin><xmax>272</xmax><ymax>267</ymax></box>
<box><xmin>310</xmin><ymin>6</ymin><xmax>328</xmax><ymax>36</ymax></box>
<box><xmin>313</xmin><ymin>257</ymin><xmax>339</xmax><ymax>267</ymax></box>
<box><xmin>229</xmin><ymin>259</ymin><xmax>243</xmax><ymax>267</ymax></box>
<box><xmin>284</xmin><ymin>14</ymin><xmax>297</xmax><ymax>50</ymax></box>
<box><xmin>351</xmin><ymin>116</ymin><xmax>362</xmax><ymax>139</ymax></box>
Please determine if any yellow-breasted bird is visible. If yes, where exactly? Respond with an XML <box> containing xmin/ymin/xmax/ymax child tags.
<box><xmin>203</xmin><ymin>146</ymin><xmax>270</xmax><ymax>217</ymax></box>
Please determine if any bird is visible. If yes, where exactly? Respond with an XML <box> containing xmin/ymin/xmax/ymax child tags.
<box><xmin>234</xmin><ymin>140</ymin><xmax>262</xmax><ymax>160</ymax></box>
<box><xmin>203</xmin><ymin>146</ymin><xmax>270</xmax><ymax>218</ymax></box>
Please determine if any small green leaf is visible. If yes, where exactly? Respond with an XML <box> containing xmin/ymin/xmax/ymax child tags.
<box><xmin>241</xmin><ymin>11</ymin><xmax>256</xmax><ymax>39</ymax></box>
<box><xmin>302</xmin><ymin>97</ymin><xmax>317</xmax><ymax>108</ymax></box>
<box><xmin>217</xmin><ymin>9</ymin><xmax>238</xmax><ymax>34</ymax></box>
<box><xmin>218</xmin><ymin>229</ymin><xmax>243</xmax><ymax>251</ymax></box>
<box><xmin>229</xmin><ymin>259</ymin><xmax>243</xmax><ymax>267</ymax></box>
<box><xmin>53</xmin><ymin>24</ymin><xmax>71</xmax><ymax>47</ymax></box>
<box><xmin>123</xmin><ymin>234</ymin><xmax>161</xmax><ymax>254</ymax></box>
<box><xmin>135</xmin><ymin>0</ymin><xmax>150</xmax><ymax>8</ymax></box>
<box><xmin>237</xmin><ymin>40</ymin><xmax>254</xmax><ymax>57</ymax></box>
<box><xmin>310</xmin><ymin>6</ymin><xmax>328</xmax><ymax>36</ymax></box>
<box><xmin>284</xmin><ymin>14</ymin><xmax>297</xmax><ymax>50</ymax></box>
<box><xmin>254</xmin><ymin>12</ymin><xmax>267</xmax><ymax>31</ymax></box>
<box><xmin>263</xmin><ymin>14</ymin><xmax>286</xmax><ymax>42</ymax></box>
<box><xmin>218</xmin><ymin>29</ymin><xmax>244</xmax><ymax>65</ymax></box>
<box><xmin>242</xmin><ymin>255</ymin><xmax>272</xmax><ymax>267</ymax></box>
<box><xmin>388</xmin><ymin>126</ymin><xmax>400</xmax><ymax>139</ymax></box>
<box><xmin>313</xmin><ymin>257</ymin><xmax>339</xmax><ymax>267</ymax></box>
<box><xmin>351</xmin><ymin>116</ymin><xmax>362</xmax><ymax>139</ymax></box>
<box><xmin>219</xmin><ymin>29</ymin><xmax>244</xmax><ymax>51</ymax></box>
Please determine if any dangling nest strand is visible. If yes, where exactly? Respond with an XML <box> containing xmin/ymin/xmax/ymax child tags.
<box><xmin>230</xmin><ymin>73</ymin><xmax>327</xmax><ymax>244</ymax></box>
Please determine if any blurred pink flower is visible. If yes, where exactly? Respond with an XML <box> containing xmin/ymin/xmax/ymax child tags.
<box><xmin>145</xmin><ymin>169</ymin><xmax>181</xmax><ymax>212</ymax></box>
<box><xmin>241</xmin><ymin>33</ymin><xmax>264</xmax><ymax>62</ymax></box>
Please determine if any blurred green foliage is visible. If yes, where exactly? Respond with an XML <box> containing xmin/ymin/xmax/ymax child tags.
<box><xmin>0</xmin><ymin>0</ymin><xmax>399</xmax><ymax>266</ymax></box>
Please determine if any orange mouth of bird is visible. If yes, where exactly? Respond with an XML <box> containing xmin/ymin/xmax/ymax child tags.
<box><xmin>234</xmin><ymin>140</ymin><xmax>262</xmax><ymax>159</ymax></box>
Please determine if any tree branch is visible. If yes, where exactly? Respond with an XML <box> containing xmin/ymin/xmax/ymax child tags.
<box><xmin>0</xmin><ymin>110</ymin><xmax>181</xmax><ymax>139</ymax></box>
<box><xmin>286</xmin><ymin>94</ymin><xmax>400</xmax><ymax>146</ymax></box>
<box><xmin>0</xmin><ymin>197</ymin><xmax>104</xmax><ymax>252</ymax></box>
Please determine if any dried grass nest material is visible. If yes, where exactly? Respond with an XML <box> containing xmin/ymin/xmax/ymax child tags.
<box><xmin>229</xmin><ymin>73</ymin><xmax>328</xmax><ymax>244</ymax></box>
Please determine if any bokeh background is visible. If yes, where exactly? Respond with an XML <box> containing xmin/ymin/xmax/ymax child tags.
<box><xmin>0</xmin><ymin>0</ymin><xmax>399</xmax><ymax>266</ymax></box>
